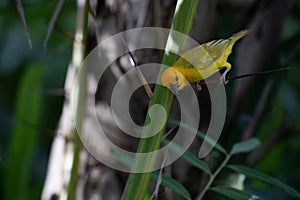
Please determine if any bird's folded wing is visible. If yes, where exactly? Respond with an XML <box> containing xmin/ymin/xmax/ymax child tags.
<box><xmin>174</xmin><ymin>39</ymin><xmax>230</xmax><ymax>70</ymax></box>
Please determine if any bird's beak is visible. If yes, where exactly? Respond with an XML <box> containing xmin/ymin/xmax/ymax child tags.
<box><xmin>170</xmin><ymin>83</ymin><xmax>179</xmax><ymax>95</ymax></box>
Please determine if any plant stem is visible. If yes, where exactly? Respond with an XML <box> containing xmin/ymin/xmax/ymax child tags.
<box><xmin>122</xmin><ymin>0</ymin><xmax>199</xmax><ymax>199</ymax></box>
<box><xmin>66</xmin><ymin>0</ymin><xmax>88</xmax><ymax>199</ymax></box>
<box><xmin>197</xmin><ymin>154</ymin><xmax>232</xmax><ymax>200</ymax></box>
<box><xmin>41</xmin><ymin>0</ymin><xmax>88</xmax><ymax>199</ymax></box>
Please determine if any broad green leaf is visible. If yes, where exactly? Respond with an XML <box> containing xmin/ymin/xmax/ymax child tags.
<box><xmin>230</xmin><ymin>138</ymin><xmax>261</xmax><ymax>155</ymax></box>
<box><xmin>162</xmin><ymin>139</ymin><xmax>211</xmax><ymax>175</ymax></box>
<box><xmin>227</xmin><ymin>165</ymin><xmax>300</xmax><ymax>198</ymax></box>
<box><xmin>210</xmin><ymin>186</ymin><xmax>263</xmax><ymax>200</ymax></box>
<box><xmin>5</xmin><ymin>64</ymin><xmax>42</xmax><ymax>200</ymax></box>
<box><xmin>152</xmin><ymin>172</ymin><xmax>192</xmax><ymax>200</ymax></box>
<box><xmin>168</xmin><ymin>119</ymin><xmax>228</xmax><ymax>155</ymax></box>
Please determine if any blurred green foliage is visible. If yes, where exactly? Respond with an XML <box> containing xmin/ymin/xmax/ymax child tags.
<box><xmin>0</xmin><ymin>0</ymin><xmax>75</xmax><ymax>198</ymax></box>
<box><xmin>5</xmin><ymin>64</ymin><xmax>42</xmax><ymax>200</ymax></box>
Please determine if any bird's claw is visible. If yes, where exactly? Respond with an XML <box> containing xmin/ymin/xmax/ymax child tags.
<box><xmin>220</xmin><ymin>68</ymin><xmax>230</xmax><ymax>84</ymax></box>
<box><xmin>220</xmin><ymin>75</ymin><xmax>229</xmax><ymax>84</ymax></box>
<box><xmin>191</xmin><ymin>82</ymin><xmax>203</xmax><ymax>91</ymax></box>
<box><xmin>196</xmin><ymin>81</ymin><xmax>202</xmax><ymax>91</ymax></box>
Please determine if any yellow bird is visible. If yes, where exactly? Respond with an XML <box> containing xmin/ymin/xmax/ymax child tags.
<box><xmin>161</xmin><ymin>29</ymin><xmax>250</xmax><ymax>94</ymax></box>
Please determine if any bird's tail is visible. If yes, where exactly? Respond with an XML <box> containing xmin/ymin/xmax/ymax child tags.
<box><xmin>230</xmin><ymin>29</ymin><xmax>250</xmax><ymax>42</ymax></box>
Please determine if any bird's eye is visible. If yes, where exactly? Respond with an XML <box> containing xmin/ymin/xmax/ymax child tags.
<box><xmin>175</xmin><ymin>75</ymin><xmax>179</xmax><ymax>82</ymax></box>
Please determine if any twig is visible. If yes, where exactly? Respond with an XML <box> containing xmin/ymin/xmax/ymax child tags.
<box><xmin>197</xmin><ymin>154</ymin><xmax>231</xmax><ymax>200</ymax></box>
<box><xmin>248</xmin><ymin>124</ymin><xmax>292</xmax><ymax>167</ymax></box>
<box><xmin>227</xmin><ymin>67</ymin><xmax>291</xmax><ymax>81</ymax></box>
<box><xmin>54</xmin><ymin>25</ymin><xmax>75</xmax><ymax>42</ymax></box>
<box><xmin>40</xmin><ymin>88</ymin><xmax>66</xmax><ymax>96</ymax></box>
<box><xmin>16</xmin><ymin>0</ymin><xmax>32</xmax><ymax>48</ymax></box>
<box><xmin>241</xmin><ymin>79</ymin><xmax>273</xmax><ymax>140</ymax></box>
<box><xmin>151</xmin><ymin>150</ymin><xmax>169</xmax><ymax>200</ymax></box>
<box><xmin>162</xmin><ymin>124</ymin><xmax>178</xmax><ymax>140</ymax></box>
<box><xmin>232</xmin><ymin>80</ymin><xmax>273</xmax><ymax>164</ymax></box>
<box><xmin>201</xmin><ymin>67</ymin><xmax>291</xmax><ymax>85</ymax></box>
<box><xmin>136</xmin><ymin>0</ymin><xmax>150</xmax><ymax>28</ymax></box>
<box><xmin>120</xmin><ymin>36</ymin><xmax>154</xmax><ymax>98</ymax></box>
<box><xmin>44</xmin><ymin>0</ymin><xmax>65</xmax><ymax>48</ymax></box>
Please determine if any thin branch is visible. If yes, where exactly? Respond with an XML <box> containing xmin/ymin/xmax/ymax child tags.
<box><xmin>41</xmin><ymin>88</ymin><xmax>66</xmax><ymax>96</ymax></box>
<box><xmin>121</xmin><ymin>36</ymin><xmax>154</xmax><ymax>98</ymax></box>
<box><xmin>44</xmin><ymin>0</ymin><xmax>65</xmax><ymax>48</ymax></box>
<box><xmin>151</xmin><ymin>150</ymin><xmax>169</xmax><ymax>200</ymax></box>
<box><xmin>197</xmin><ymin>154</ymin><xmax>231</xmax><ymax>200</ymax></box>
<box><xmin>200</xmin><ymin>67</ymin><xmax>291</xmax><ymax>85</ymax></box>
<box><xmin>136</xmin><ymin>0</ymin><xmax>150</xmax><ymax>28</ymax></box>
<box><xmin>162</xmin><ymin>124</ymin><xmax>178</xmax><ymax>140</ymax></box>
<box><xmin>54</xmin><ymin>25</ymin><xmax>75</xmax><ymax>42</ymax></box>
<box><xmin>241</xmin><ymin>79</ymin><xmax>273</xmax><ymax>140</ymax></box>
<box><xmin>247</xmin><ymin>124</ymin><xmax>293</xmax><ymax>167</ymax></box>
<box><xmin>227</xmin><ymin>67</ymin><xmax>291</xmax><ymax>81</ymax></box>
<box><xmin>16</xmin><ymin>0</ymin><xmax>32</xmax><ymax>48</ymax></box>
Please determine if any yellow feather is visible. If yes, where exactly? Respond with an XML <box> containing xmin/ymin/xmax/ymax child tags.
<box><xmin>161</xmin><ymin>29</ymin><xmax>250</xmax><ymax>94</ymax></box>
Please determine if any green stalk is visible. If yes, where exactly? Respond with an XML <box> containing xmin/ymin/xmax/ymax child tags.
<box><xmin>197</xmin><ymin>154</ymin><xmax>231</xmax><ymax>200</ymax></box>
<box><xmin>122</xmin><ymin>0</ymin><xmax>199</xmax><ymax>199</ymax></box>
<box><xmin>67</xmin><ymin>0</ymin><xmax>88</xmax><ymax>199</ymax></box>
<box><xmin>67</xmin><ymin>135</ymin><xmax>81</xmax><ymax>200</ymax></box>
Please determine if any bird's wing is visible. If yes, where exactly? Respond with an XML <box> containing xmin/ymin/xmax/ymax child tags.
<box><xmin>174</xmin><ymin>47</ymin><xmax>211</xmax><ymax>69</ymax></box>
<box><xmin>205</xmin><ymin>39</ymin><xmax>231</xmax><ymax>59</ymax></box>
<box><xmin>175</xmin><ymin>39</ymin><xmax>231</xmax><ymax>69</ymax></box>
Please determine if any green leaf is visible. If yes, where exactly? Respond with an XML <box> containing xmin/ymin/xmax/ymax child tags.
<box><xmin>230</xmin><ymin>138</ymin><xmax>261</xmax><ymax>155</ymax></box>
<box><xmin>110</xmin><ymin>147</ymin><xmax>192</xmax><ymax>199</ymax></box>
<box><xmin>227</xmin><ymin>165</ymin><xmax>300</xmax><ymax>198</ymax></box>
<box><xmin>168</xmin><ymin>119</ymin><xmax>228</xmax><ymax>155</ymax></box>
<box><xmin>5</xmin><ymin>64</ymin><xmax>43</xmax><ymax>200</ymax></box>
<box><xmin>210</xmin><ymin>186</ymin><xmax>263</xmax><ymax>200</ymax></box>
<box><xmin>162</xmin><ymin>139</ymin><xmax>211</xmax><ymax>175</ymax></box>
<box><xmin>152</xmin><ymin>172</ymin><xmax>192</xmax><ymax>200</ymax></box>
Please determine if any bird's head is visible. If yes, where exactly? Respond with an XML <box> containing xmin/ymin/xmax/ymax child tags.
<box><xmin>161</xmin><ymin>67</ymin><xmax>188</xmax><ymax>95</ymax></box>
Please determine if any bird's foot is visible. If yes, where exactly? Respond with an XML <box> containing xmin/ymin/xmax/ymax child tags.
<box><xmin>191</xmin><ymin>81</ymin><xmax>203</xmax><ymax>91</ymax></box>
<box><xmin>220</xmin><ymin>68</ymin><xmax>230</xmax><ymax>84</ymax></box>
<box><xmin>196</xmin><ymin>81</ymin><xmax>202</xmax><ymax>91</ymax></box>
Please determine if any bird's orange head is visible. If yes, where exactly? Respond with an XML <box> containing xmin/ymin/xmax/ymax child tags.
<box><xmin>161</xmin><ymin>67</ymin><xmax>188</xmax><ymax>95</ymax></box>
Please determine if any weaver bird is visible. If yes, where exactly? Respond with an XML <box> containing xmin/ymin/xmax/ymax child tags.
<box><xmin>161</xmin><ymin>29</ymin><xmax>250</xmax><ymax>94</ymax></box>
